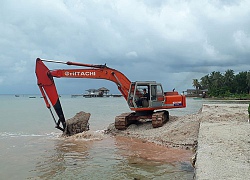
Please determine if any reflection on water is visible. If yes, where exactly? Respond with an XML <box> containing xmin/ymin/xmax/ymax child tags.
<box><xmin>33</xmin><ymin>138</ymin><xmax>93</xmax><ymax>179</ymax></box>
<box><xmin>31</xmin><ymin>134</ymin><xmax>194</xmax><ymax>179</ymax></box>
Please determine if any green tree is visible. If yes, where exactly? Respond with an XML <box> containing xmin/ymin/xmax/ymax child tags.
<box><xmin>247</xmin><ymin>71</ymin><xmax>250</xmax><ymax>94</ymax></box>
<box><xmin>212</xmin><ymin>71</ymin><xmax>223</xmax><ymax>87</ymax></box>
<box><xmin>197</xmin><ymin>70</ymin><xmax>250</xmax><ymax>98</ymax></box>
<box><xmin>224</xmin><ymin>69</ymin><xmax>235</xmax><ymax>93</ymax></box>
<box><xmin>234</xmin><ymin>71</ymin><xmax>248</xmax><ymax>94</ymax></box>
<box><xmin>192</xmin><ymin>79</ymin><xmax>201</xmax><ymax>94</ymax></box>
<box><xmin>209</xmin><ymin>71</ymin><xmax>223</xmax><ymax>96</ymax></box>
<box><xmin>200</xmin><ymin>75</ymin><xmax>210</xmax><ymax>89</ymax></box>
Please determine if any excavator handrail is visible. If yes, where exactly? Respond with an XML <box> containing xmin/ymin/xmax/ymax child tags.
<box><xmin>41</xmin><ymin>59</ymin><xmax>107</xmax><ymax>68</ymax></box>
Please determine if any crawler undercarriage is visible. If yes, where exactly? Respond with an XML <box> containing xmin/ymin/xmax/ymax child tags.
<box><xmin>115</xmin><ymin>110</ymin><xmax>169</xmax><ymax>130</ymax></box>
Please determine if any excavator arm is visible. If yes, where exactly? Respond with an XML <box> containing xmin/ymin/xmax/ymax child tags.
<box><xmin>35</xmin><ymin>58</ymin><xmax>131</xmax><ymax>131</ymax></box>
<box><xmin>35</xmin><ymin>59</ymin><xmax>67</xmax><ymax>131</ymax></box>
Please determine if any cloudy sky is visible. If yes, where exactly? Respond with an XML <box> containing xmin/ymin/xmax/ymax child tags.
<box><xmin>0</xmin><ymin>0</ymin><xmax>250</xmax><ymax>94</ymax></box>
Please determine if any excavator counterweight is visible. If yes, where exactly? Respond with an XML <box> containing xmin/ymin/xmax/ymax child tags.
<box><xmin>35</xmin><ymin>58</ymin><xmax>186</xmax><ymax>132</ymax></box>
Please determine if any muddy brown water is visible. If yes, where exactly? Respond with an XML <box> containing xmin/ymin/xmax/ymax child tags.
<box><xmin>39</xmin><ymin>135</ymin><xmax>194</xmax><ymax>179</ymax></box>
<box><xmin>115</xmin><ymin>136</ymin><xmax>193</xmax><ymax>163</ymax></box>
<box><xmin>0</xmin><ymin>95</ymin><xmax>205</xmax><ymax>179</ymax></box>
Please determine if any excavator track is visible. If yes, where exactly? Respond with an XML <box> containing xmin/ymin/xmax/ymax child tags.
<box><xmin>115</xmin><ymin>111</ymin><xmax>169</xmax><ymax>130</ymax></box>
<box><xmin>152</xmin><ymin>110</ymin><xmax>169</xmax><ymax>128</ymax></box>
<box><xmin>115</xmin><ymin>112</ymin><xmax>136</xmax><ymax>130</ymax></box>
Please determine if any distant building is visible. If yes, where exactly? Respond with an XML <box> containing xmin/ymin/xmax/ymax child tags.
<box><xmin>84</xmin><ymin>87</ymin><xmax>110</xmax><ymax>97</ymax></box>
<box><xmin>185</xmin><ymin>89</ymin><xmax>208</xmax><ymax>97</ymax></box>
<box><xmin>85</xmin><ymin>89</ymin><xmax>99</xmax><ymax>97</ymax></box>
<box><xmin>185</xmin><ymin>89</ymin><xmax>196</xmax><ymax>96</ymax></box>
<box><xmin>98</xmin><ymin>87</ymin><xmax>110</xmax><ymax>96</ymax></box>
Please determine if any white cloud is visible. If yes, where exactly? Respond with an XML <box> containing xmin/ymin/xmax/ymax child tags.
<box><xmin>203</xmin><ymin>40</ymin><xmax>219</xmax><ymax>58</ymax></box>
<box><xmin>233</xmin><ymin>30</ymin><xmax>250</xmax><ymax>52</ymax></box>
<box><xmin>12</xmin><ymin>60</ymin><xmax>27</xmax><ymax>73</ymax></box>
<box><xmin>126</xmin><ymin>51</ymin><xmax>138</xmax><ymax>58</ymax></box>
<box><xmin>0</xmin><ymin>0</ymin><xmax>250</xmax><ymax>94</ymax></box>
<box><xmin>0</xmin><ymin>77</ymin><xmax>4</xmax><ymax>85</ymax></box>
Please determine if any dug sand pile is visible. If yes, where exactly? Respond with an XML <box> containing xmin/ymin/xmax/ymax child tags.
<box><xmin>106</xmin><ymin>114</ymin><xmax>201</xmax><ymax>150</ymax></box>
<box><xmin>63</xmin><ymin>111</ymin><xmax>90</xmax><ymax>136</ymax></box>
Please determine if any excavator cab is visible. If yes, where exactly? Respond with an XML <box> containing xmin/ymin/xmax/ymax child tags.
<box><xmin>127</xmin><ymin>81</ymin><xmax>164</xmax><ymax>109</ymax></box>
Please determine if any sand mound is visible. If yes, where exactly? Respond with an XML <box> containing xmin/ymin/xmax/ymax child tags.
<box><xmin>106</xmin><ymin>114</ymin><xmax>200</xmax><ymax>150</ymax></box>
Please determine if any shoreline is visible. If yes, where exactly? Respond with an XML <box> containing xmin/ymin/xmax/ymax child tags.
<box><xmin>106</xmin><ymin>103</ymin><xmax>249</xmax><ymax>179</ymax></box>
<box><xmin>199</xmin><ymin>98</ymin><xmax>250</xmax><ymax>102</ymax></box>
<box><xmin>106</xmin><ymin>103</ymin><xmax>248</xmax><ymax>150</ymax></box>
<box><xmin>67</xmin><ymin>103</ymin><xmax>249</xmax><ymax>179</ymax></box>
<box><xmin>106</xmin><ymin>112</ymin><xmax>202</xmax><ymax>151</ymax></box>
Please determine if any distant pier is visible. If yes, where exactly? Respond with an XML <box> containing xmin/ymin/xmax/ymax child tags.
<box><xmin>71</xmin><ymin>94</ymin><xmax>123</xmax><ymax>98</ymax></box>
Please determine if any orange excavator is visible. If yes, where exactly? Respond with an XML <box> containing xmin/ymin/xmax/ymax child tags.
<box><xmin>35</xmin><ymin>58</ymin><xmax>186</xmax><ymax>131</ymax></box>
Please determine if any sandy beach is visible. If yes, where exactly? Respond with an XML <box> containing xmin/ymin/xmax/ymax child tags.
<box><xmin>106</xmin><ymin>103</ymin><xmax>250</xmax><ymax>179</ymax></box>
<box><xmin>195</xmin><ymin>104</ymin><xmax>250</xmax><ymax>179</ymax></box>
<box><xmin>106</xmin><ymin>104</ymin><xmax>249</xmax><ymax>148</ymax></box>
<box><xmin>106</xmin><ymin>108</ymin><xmax>202</xmax><ymax>150</ymax></box>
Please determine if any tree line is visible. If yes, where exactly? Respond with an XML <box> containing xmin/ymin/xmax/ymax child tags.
<box><xmin>193</xmin><ymin>70</ymin><xmax>250</xmax><ymax>98</ymax></box>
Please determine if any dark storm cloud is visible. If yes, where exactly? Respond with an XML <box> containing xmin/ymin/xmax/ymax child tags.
<box><xmin>0</xmin><ymin>0</ymin><xmax>250</xmax><ymax>94</ymax></box>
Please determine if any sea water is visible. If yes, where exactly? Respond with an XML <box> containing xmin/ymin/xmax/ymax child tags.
<box><xmin>0</xmin><ymin>95</ymin><xmax>205</xmax><ymax>179</ymax></box>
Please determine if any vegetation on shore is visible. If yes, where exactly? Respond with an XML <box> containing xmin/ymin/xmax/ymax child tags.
<box><xmin>192</xmin><ymin>70</ymin><xmax>250</xmax><ymax>99</ymax></box>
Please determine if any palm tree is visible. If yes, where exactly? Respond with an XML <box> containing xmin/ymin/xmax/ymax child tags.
<box><xmin>200</xmin><ymin>75</ymin><xmax>209</xmax><ymax>89</ymax></box>
<box><xmin>213</xmin><ymin>71</ymin><xmax>223</xmax><ymax>87</ymax></box>
<box><xmin>193</xmin><ymin>79</ymin><xmax>201</xmax><ymax>94</ymax></box>
<box><xmin>224</xmin><ymin>69</ymin><xmax>235</xmax><ymax>93</ymax></box>
<box><xmin>207</xmin><ymin>71</ymin><xmax>223</xmax><ymax>96</ymax></box>
<box><xmin>235</xmin><ymin>71</ymin><xmax>248</xmax><ymax>94</ymax></box>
